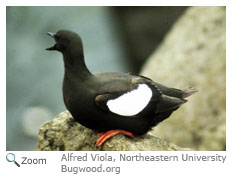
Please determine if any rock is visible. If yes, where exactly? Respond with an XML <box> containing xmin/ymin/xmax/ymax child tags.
<box><xmin>140</xmin><ymin>7</ymin><xmax>226</xmax><ymax>150</ymax></box>
<box><xmin>35</xmin><ymin>111</ymin><xmax>189</xmax><ymax>151</ymax></box>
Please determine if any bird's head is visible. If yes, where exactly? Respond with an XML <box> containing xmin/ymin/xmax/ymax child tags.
<box><xmin>46</xmin><ymin>30</ymin><xmax>83</xmax><ymax>54</ymax></box>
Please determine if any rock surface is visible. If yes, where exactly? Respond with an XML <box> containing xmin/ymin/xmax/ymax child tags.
<box><xmin>35</xmin><ymin>111</ymin><xmax>189</xmax><ymax>151</ymax></box>
<box><xmin>141</xmin><ymin>7</ymin><xmax>226</xmax><ymax>150</ymax></box>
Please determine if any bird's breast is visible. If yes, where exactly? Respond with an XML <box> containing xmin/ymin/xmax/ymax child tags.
<box><xmin>63</xmin><ymin>79</ymin><xmax>98</xmax><ymax>117</ymax></box>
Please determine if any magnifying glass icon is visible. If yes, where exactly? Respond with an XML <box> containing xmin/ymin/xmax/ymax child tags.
<box><xmin>6</xmin><ymin>153</ymin><xmax>20</xmax><ymax>167</ymax></box>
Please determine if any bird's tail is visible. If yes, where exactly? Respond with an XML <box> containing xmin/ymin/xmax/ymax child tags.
<box><xmin>182</xmin><ymin>87</ymin><xmax>198</xmax><ymax>98</ymax></box>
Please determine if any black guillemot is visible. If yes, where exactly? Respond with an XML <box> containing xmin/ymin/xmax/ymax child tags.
<box><xmin>46</xmin><ymin>30</ymin><xmax>198</xmax><ymax>147</ymax></box>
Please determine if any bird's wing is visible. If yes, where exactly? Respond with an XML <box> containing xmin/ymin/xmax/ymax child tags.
<box><xmin>94</xmin><ymin>72</ymin><xmax>161</xmax><ymax>116</ymax></box>
<box><xmin>129</xmin><ymin>72</ymin><xmax>198</xmax><ymax>99</ymax></box>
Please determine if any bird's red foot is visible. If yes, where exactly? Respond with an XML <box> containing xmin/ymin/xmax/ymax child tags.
<box><xmin>96</xmin><ymin>130</ymin><xmax>134</xmax><ymax>147</ymax></box>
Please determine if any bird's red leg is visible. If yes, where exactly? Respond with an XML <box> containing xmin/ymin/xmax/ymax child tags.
<box><xmin>96</xmin><ymin>129</ymin><xmax>134</xmax><ymax>147</ymax></box>
<box><xmin>98</xmin><ymin>132</ymin><xmax>105</xmax><ymax>138</ymax></box>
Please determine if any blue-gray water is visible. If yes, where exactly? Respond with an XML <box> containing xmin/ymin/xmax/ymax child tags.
<box><xmin>6</xmin><ymin>7</ymin><xmax>128</xmax><ymax>150</ymax></box>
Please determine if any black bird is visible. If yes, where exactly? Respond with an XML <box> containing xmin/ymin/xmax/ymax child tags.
<box><xmin>46</xmin><ymin>30</ymin><xmax>198</xmax><ymax>146</ymax></box>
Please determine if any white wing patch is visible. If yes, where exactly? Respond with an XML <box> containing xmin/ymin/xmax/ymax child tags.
<box><xmin>107</xmin><ymin>84</ymin><xmax>152</xmax><ymax>116</ymax></box>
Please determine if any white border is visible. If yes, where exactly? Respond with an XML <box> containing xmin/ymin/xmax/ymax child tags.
<box><xmin>0</xmin><ymin>1</ymin><xmax>6</xmax><ymax>153</ymax></box>
<box><xmin>2</xmin><ymin>0</ymin><xmax>229</xmax><ymax>6</ymax></box>
<box><xmin>226</xmin><ymin>3</ymin><xmax>231</xmax><ymax>152</ymax></box>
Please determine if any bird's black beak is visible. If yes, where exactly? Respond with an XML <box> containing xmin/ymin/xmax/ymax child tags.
<box><xmin>46</xmin><ymin>32</ymin><xmax>57</xmax><ymax>50</ymax></box>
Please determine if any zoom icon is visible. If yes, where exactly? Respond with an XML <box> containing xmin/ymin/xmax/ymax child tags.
<box><xmin>6</xmin><ymin>153</ymin><xmax>20</xmax><ymax>167</ymax></box>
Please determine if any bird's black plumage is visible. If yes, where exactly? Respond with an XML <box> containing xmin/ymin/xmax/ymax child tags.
<box><xmin>46</xmin><ymin>30</ymin><xmax>197</xmax><ymax>136</ymax></box>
